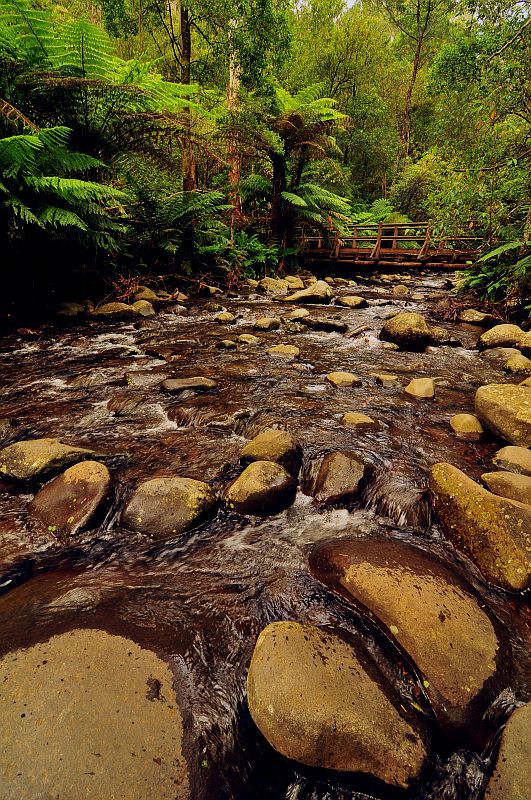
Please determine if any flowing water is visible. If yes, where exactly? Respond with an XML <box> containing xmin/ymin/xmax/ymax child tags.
<box><xmin>0</xmin><ymin>273</ymin><xmax>529</xmax><ymax>799</ymax></box>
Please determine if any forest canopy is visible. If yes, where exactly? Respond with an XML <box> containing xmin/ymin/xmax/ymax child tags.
<box><xmin>0</xmin><ymin>0</ymin><xmax>529</xmax><ymax>310</ymax></box>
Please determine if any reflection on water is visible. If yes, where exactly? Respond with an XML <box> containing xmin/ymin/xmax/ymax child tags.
<box><xmin>0</xmin><ymin>273</ymin><xmax>529</xmax><ymax>799</ymax></box>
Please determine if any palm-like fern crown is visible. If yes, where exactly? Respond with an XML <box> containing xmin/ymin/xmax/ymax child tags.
<box><xmin>273</xmin><ymin>84</ymin><xmax>347</xmax><ymax>153</ymax></box>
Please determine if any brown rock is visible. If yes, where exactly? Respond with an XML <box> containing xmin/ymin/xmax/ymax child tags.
<box><xmin>224</xmin><ymin>461</ymin><xmax>296</xmax><ymax>516</ymax></box>
<box><xmin>246</xmin><ymin>622</ymin><xmax>429</xmax><ymax>787</ymax></box>
<box><xmin>90</xmin><ymin>302</ymin><xmax>138</xmax><ymax>322</ymax></box>
<box><xmin>485</xmin><ymin>703</ymin><xmax>531</xmax><ymax>800</ymax></box>
<box><xmin>450</xmin><ymin>413</ymin><xmax>484</xmax><ymax>441</ymax></box>
<box><xmin>341</xmin><ymin>412</ymin><xmax>376</xmax><ymax>427</ymax></box>
<box><xmin>282</xmin><ymin>280</ymin><xmax>333</xmax><ymax>304</ymax></box>
<box><xmin>405</xmin><ymin>378</ymin><xmax>435</xmax><ymax>398</ymax></box>
<box><xmin>482</xmin><ymin>472</ymin><xmax>531</xmax><ymax>505</ymax></box>
<box><xmin>478</xmin><ymin>324</ymin><xmax>524</xmax><ymax>350</ymax></box>
<box><xmin>335</xmin><ymin>295</ymin><xmax>367</xmax><ymax>308</ymax></box>
<box><xmin>326</xmin><ymin>371</ymin><xmax>362</xmax><ymax>387</ymax></box>
<box><xmin>0</xmin><ymin>438</ymin><xmax>94</xmax><ymax>481</ymax></box>
<box><xmin>380</xmin><ymin>312</ymin><xmax>435</xmax><ymax>351</ymax></box>
<box><xmin>492</xmin><ymin>445</ymin><xmax>531</xmax><ymax>476</ymax></box>
<box><xmin>240</xmin><ymin>429</ymin><xmax>302</xmax><ymax>477</ymax></box>
<box><xmin>267</xmin><ymin>344</ymin><xmax>300</xmax><ymax>359</ymax></box>
<box><xmin>253</xmin><ymin>317</ymin><xmax>281</xmax><ymax>331</ymax></box>
<box><xmin>475</xmin><ymin>384</ymin><xmax>531</xmax><ymax>447</ymax></box>
<box><xmin>161</xmin><ymin>377</ymin><xmax>217</xmax><ymax>394</ymax></box>
<box><xmin>504</xmin><ymin>353</ymin><xmax>531</xmax><ymax>374</ymax></box>
<box><xmin>458</xmin><ymin>309</ymin><xmax>497</xmax><ymax>326</ymax></box>
<box><xmin>304</xmin><ymin>451</ymin><xmax>370</xmax><ymax>505</ymax></box>
<box><xmin>299</xmin><ymin>316</ymin><xmax>348</xmax><ymax>333</ymax></box>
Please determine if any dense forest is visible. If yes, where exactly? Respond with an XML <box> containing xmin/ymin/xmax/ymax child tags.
<box><xmin>0</xmin><ymin>0</ymin><xmax>530</xmax><ymax>312</ymax></box>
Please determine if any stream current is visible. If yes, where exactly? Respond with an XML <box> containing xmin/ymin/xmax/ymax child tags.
<box><xmin>0</xmin><ymin>272</ymin><xmax>529</xmax><ymax>800</ymax></box>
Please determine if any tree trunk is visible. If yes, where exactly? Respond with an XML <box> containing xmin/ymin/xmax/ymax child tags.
<box><xmin>180</xmin><ymin>5</ymin><xmax>196</xmax><ymax>191</ymax></box>
<box><xmin>271</xmin><ymin>152</ymin><xmax>287</xmax><ymax>248</ymax></box>
<box><xmin>401</xmin><ymin>34</ymin><xmax>423</xmax><ymax>155</ymax></box>
<box><xmin>227</xmin><ymin>21</ymin><xmax>242</xmax><ymax>229</ymax></box>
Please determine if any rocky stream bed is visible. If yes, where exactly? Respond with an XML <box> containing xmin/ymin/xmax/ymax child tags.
<box><xmin>0</xmin><ymin>272</ymin><xmax>529</xmax><ymax>800</ymax></box>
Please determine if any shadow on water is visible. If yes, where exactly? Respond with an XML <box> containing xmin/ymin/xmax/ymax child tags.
<box><xmin>0</xmin><ymin>273</ymin><xmax>529</xmax><ymax>799</ymax></box>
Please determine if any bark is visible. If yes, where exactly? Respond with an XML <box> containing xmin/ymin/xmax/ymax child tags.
<box><xmin>180</xmin><ymin>5</ymin><xmax>196</xmax><ymax>191</ymax></box>
<box><xmin>271</xmin><ymin>152</ymin><xmax>287</xmax><ymax>247</ymax></box>
<box><xmin>227</xmin><ymin>21</ymin><xmax>242</xmax><ymax>227</ymax></box>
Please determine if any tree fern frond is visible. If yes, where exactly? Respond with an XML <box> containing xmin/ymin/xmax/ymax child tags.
<box><xmin>38</xmin><ymin>205</ymin><xmax>89</xmax><ymax>229</ymax></box>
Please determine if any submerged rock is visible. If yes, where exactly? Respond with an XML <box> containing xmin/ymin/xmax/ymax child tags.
<box><xmin>335</xmin><ymin>295</ymin><xmax>367</xmax><ymax>308</ymax></box>
<box><xmin>326</xmin><ymin>371</ymin><xmax>362</xmax><ymax>387</ymax></box>
<box><xmin>450</xmin><ymin>413</ymin><xmax>484</xmax><ymax>441</ymax></box>
<box><xmin>282</xmin><ymin>280</ymin><xmax>333</xmax><ymax>304</ymax></box>
<box><xmin>380</xmin><ymin>312</ymin><xmax>435</xmax><ymax>351</ymax></box>
<box><xmin>405</xmin><ymin>377</ymin><xmax>435</xmax><ymax>398</ymax></box>
<box><xmin>492</xmin><ymin>445</ymin><xmax>531</xmax><ymax>476</ymax></box>
<box><xmin>303</xmin><ymin>451</ymin><xmax>370</xmax><ymax>505</ymax></box>
<box><xmin>121</xmin><ymin>476</ymin><xmax>217</xmax><ymax>539</ymax></box>
<box><xmin>0</xmin><ymin>438</ymin><xmax>94</xmax><ymax>481</ymax></box>
<box><xmin>240</xmin><ymin>429</ymin><xmax>302</xmax><ymax>477</ymax></box>
<box><xmin>29</xmin><ymin>461</ymin><xmax>111</xmax><ymax>536</ymax></box>
<box><xmin>125</xmin><ymin>370</ymin><xmax>168</xmax><ymax>388</ymax></box>
<box><xmin>107</xmin><ymin>394</ymin><xmax>144</xmax><ymax>416</ymax></box>
<box><xmin>253</xmin><ymin>317</ymin><xmax>281</xmax><ymax>331</ymax></box>
<box><xmin>161</xmin><ymin>377</ymin><xmax>217</xmax><ymax>394</ymax></box>
<box><xmin>0</xmin><ymin>629</ymin><xmax>189</xmax><ymax>800</ymax></box>
<box><xmin>246</xmin><ymin>621</ymin><xmax>430</xmax><ymax>787</ymax></box>
<box><xmin>485</xmin><ymin>703</ymin><xmax>531</xmax><ymax>800</ymax></box>
<box><xmin>430</xmin><ymin>462</ymin><xmax>531</xmax><ymax>591</ymax></box>
<box><xmin>132</xmin><ymin>299</ymin><xmax>156</xmax><ymax>317</ymax></box>
<box><xmin>482</xmin><ymin>471</ymin><xmax>531</xmax><ymax>505</ymax></box>
<box><xmin>310</xmin><ymin>538</ymin><xmax>502</xmax><ymax>729</ymax></box>
<box><xmin>478</xmin><ymin>324</ymin><xmax>524</xmax><ymax>350</ymax></box>
<box><xmin>475</xmin><ymin>384</ymin><xmax>531</xmax><ymax>447</ymax></box>
<box><xmin>224</xmin><ymin>461</ymin><xmax>296</xmax><ymax>516</ymax></box>
<box><xmin>299</xmin><ymin>316</ymin><xmax>348</xmax><ymax>333</ymax></box>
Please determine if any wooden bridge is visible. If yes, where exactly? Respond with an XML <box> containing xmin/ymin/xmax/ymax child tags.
<box><xmin>301</xmin><ymin>223</ymin><xmax>481</xmax><ymax>270</ymax></box>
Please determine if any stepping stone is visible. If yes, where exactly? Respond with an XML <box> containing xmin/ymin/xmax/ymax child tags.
<box><xmin>303</xmin><ymin>451</ymin><xmax>371</xmax><ymax>505</ymax></box>
<box><xmin>492</xmin><ymin>445</ymin><xmax>531</xmax><ymax>476</ymax></box>
<box><xmin>404</xmin><ymin>378</ymin><xmax>435</xmax><ymax>398</ymax></box>
<box><xmin>238</xmin><ymin>334</ymin><xmax>260</xmax><ymax>345</ymax></box>
<box><xmin>253</xmin><ymin>317</ymin><xmax>281</xmax><ymax>331</ymax></box>
<box><xmin>267</xmin><ymin>344</ymin><xmax>300</xmax><ymax>360</ymax></box>
<box><xmin>450</xmin><ymin>413</ymin><xmax>484</xmax><ymax>441</ymax></box>
<box><xmin>300</xmin><ymin>317</ymin><xmax>348</xmax><ymax>333</ymax></box>
<box><xmin>485</xmin><ymin>703</ymin><xmax>531</xmax><ymax>799</ymax></box>
<box><xmin>326</xmin><ymin>371</ymin><xmax>362</xmax><ymax>387</ymax></box>
<box><xmin>161</xmin><ymin>377</ymin><xmax>217</xmax><ymax>394</ymax></box>
<box><xmin>335</xmin><ymin>295</ymin><xmax>367</xmax><ymax>308</ymax></box>
<box><xmin>214</xmin><ymin>311</ymin><xmax>236</xmax><ymax>324</ymax></box>
<box><xmin>218</xmin><ymin>339</ymin><xmax>237</xmax><ymax>349</ymax></box>
<box><xmin>372</xmin><ymin>372</ymin><xmax>400</xmax><ymax>388</ymax></box>
<box><xmin>240</xmin><ymin>429</ymin><xmax>302</xmax><ymax>476</ymax></box>
<box><xmin>0</xmin><ymin>438</ymin><xmax>94</xmax><ymax>481</ymax></box>
<box><xmin>341</xmin><ymin>412</ymin><xmax>376</xmax><ymax>427</ymax></box>
<box><xmin>223</xmin><ymin>461</ymin><xmax>296</xmax><ymax>516</ymax></box>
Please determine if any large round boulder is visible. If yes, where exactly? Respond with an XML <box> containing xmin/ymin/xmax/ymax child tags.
<box><xmin>477</xmin><ymin>324</ymin><xmax>524</xmax><ymax>350</ymax></box>
<box><xmin>246</xmin><ymin>621</ymin><xmax>430</xmax><ymax>787</ymax></box>
<box><xmin>475</xmin><ymin>384</ymin><xmax>531</xmax><ymax>446</ymax></box>
<box><xmin>429</xmin><ymin>463</ymin><xmax>531</xmax><ymax>591</ymax></box>
<box><xmin>0</xmin><ymin>629</ymin><xmax>189</xmax><ymax>800</ymax></box>
<box><xmin>223</xmin><ymin>461</ymin><xmax>296</xmax><ymax>516</ymax></box>
<box><xmin>121</xmin><ymin>476</ymin><xmax>217</xmax><ymax>539</ymax></box>
<box><xmin>29</xmin><ymin>461</ymin><xmax>111</xmax><ymax>536</ymax></box>
<box><xmin>90</xmin><ymin>302</ymin><xmax>138</xmax><ymax>322</ymax></box>
<box><xmin>0</xmin><ymin>438</ymin><xmax>94</xmax><ymax>481</ymax></box>
<box><xmin>485</xmin><ymin>703</ymin><xmax>530</xmax><ymax>799</ymax></box>
<box><xmin>310</xmin><ymin>538</ymin><xmax>503</xmax><ymax>730</ymax></box>
<box><xmin>482</xmin><ymin>471</ymin><xmax>531</xmax><ymax>505</ymax></box>
<box><xmin>380</xmin><ymin>312</ymin><xmax>435</xmax><ymax>351</ymax></box>
<box><xmin>240</xmin><ymin>429</ymin><xmax>302</xmax><ymax>477</ymax></box>
<box><xmin>303</xmin><ymin>451</ymin><xmax>371</xmax><ymax>506</ymax></box>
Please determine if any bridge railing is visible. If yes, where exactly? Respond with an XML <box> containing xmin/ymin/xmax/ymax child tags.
<box><xmin>301</xmin><ymin>223</ymin><xmax>482</xmax><ymax>259</ymax></box>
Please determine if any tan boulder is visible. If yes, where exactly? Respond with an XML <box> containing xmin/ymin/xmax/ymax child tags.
<box><xmin>132</xmin><ymin>299</ymin><xmax>156</xmax><ymax>317</ymax></box>
<box><xmin>238</xmin><ymin>333</ymin><xmax>260</xmax><ymax>345</ymax></box>
<box><xmin>458</xmin><ymin>309</ymin><xmax>497</xmax><ymax>326</ymax></box>
<box><xmin>429</xmin><ymin>462</ymin><xmax>531</xmax><ymax>591</ymax></box>
<box><xmin>520</xmin><ymin>376</ymin><xmax>531</xmax><ymax>387</ymax></box>
<box><xmin>478</xmin><ymin>324</ymin><xmax>524</xmax><ymax>350</ymax></box>
<box><xmin>259</xmin><ymin>276</ymin><xmax>289</xmax><ymax>293</ymax></box>
<box><xmin>246</xmin><ymin>622</ymin><xmax>429</xmax><ymax>787</ymax></box>
<box><xmin>219</xmin><ymin>339</ymin><xmax>237</xmax><ymax>349</ymax></box>
<box><xmin>121</xmin><ymin>476</ymin><xmax>217</xmax><ymax>539</ymax></box>
<box><xmin>373</xmin><ymin>372</ymin><xmax>401</xmax><ymax>388</ymax></box>
<box><xmin>29</xmin><ymin>461</ymin><xmax>111</xmax><ymax>536</ymax></box>
<box><xmin>518</xmin><ymin>331</ymin><xmax>531</xmax><ymax>356</ymax></box>
<box><xmin>392</xmin><ymin>284</ymin><xmax>409</xmax><ymax>296</ymax></box>
<box><xmin>335</xmin><ymin>295</ymin><xmax>368</xmax><ymax>308</ymax></box>
<box><xmin>161</xmin><ymin>377</ymin><xmax>217</xmax><ymax>394</ymax></box>
<box><xmin>90</xmin><ymin>302</ymin><xmax>138</xmax><ymax>321</ymax></box>
<box><xmin>267</xmin><ymin>344</ymin><xmax>300</xmax><ymax>360</ymax></box>
<box><xmin>133</xmin><ymin>285</ymin><xmax>160</xmax><ymax>302</ymax></box>
<box><xmin>405</xmin><ymin>378</ymin><xmax>435</xmax><ymax>398</ymax></box>
<box><xmin>0</xmin><ymin>630</ymin><xmax>189</xmax><ymax>800</ymax></box>
<box><xmin>482</xmin><ymin>472</ymin><xmax>531</xmax><ymax>505</ymax></box>
<box><xmin>284</xmin><ymin>275</ymin><xmax>304</xmax><ymax>289</ymax></box>
<box><xmin>342</xmin><ymin>412</ymin><xmax>376</xmax><ymax>427</ymax></box>
<box><xmin>303</xmin><ymin>451</ymin><xmax>370</xmax><ymax>505</ymax></box>
<box><xmin>492</xmin><ymin>445</ymin><xmax>531</xmax><ymax>476</ymax></box>
<box><xmin>326</xmin><ymin>371</ymin><xmax>362</xmax><ymax>387</ymax></box>
<box><xmin>0</xmin><ymin>438</ymin><xmax>94</xmax><ymax>481</ymax></box>
<box><xmin>223</xmin><ymin>461</ymin><xmax>296</xmax><ymax>516</ymax></box>
<box><xmin>253</xmin><ymin>316</ymin><xmax>281</xmax><ymax>331</ymax></box>
<box><xmin>240</xmin><ymin>429</ymin><xmax>302</xmax><ymax>476</ymax></box>
<box><xmin>380</xmin><ymin>312</ymin><xmax>435</xmax><ymax>351</ymax></box>
<box><xmin>475</xmin><ymin>384</ymin><xmax>531</xmax><ymax>446</ymax></box>
<box><xmin>310</xmin><ymin>538</ymin><xmax>502</xmax><ymax>729</ymax></box>
<box><xmin>214</xmin><ymin>311</ymin><xmax>236</xmax><ymax>324</ymax></box>
<box><xmin>485</xmin><ymin>703</ymin><xmax>531</xmax><ymax>800</ymax></box>
<box><xmin>282</xmin><ymin>280</ymin><xmax>333</xmax><ymax>304</ymax></box>
<box><xmin>504</xmin><ymin>353</ymin><xmax>531</xmax><ymax>374</ymax></box>
<box><xmin>450</xmin><ymin>413</ymin><xmax>484</xmax><ymax>441</ymax></box>
<box><xmin>286</xmin><ymin>308</ymin><xmax>310</xmax><ymax>320</ymax></box>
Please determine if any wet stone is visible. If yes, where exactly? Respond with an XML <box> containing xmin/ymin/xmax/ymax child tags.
<box><xmin>214</xmin><ymin>311</ymin><xmax>236</xmax><ymax>324</ymax></box>
<box><xmin>475</xmin><ymin>384</ymin><xmax>531</xmax><ymax>447</ymax></box>
<box><xmin>121</xmin><ymin>476</ymin><xmax>217</xmax><ymax>539</ymax></box>
<box><xmin>303</xmin><ymin>451</ymin><xmax>370</xmax><ymax>505</ymax></box>
<box><xmin>372</xmin><ymin>372</ymin><xmax>401</xmax><ymax>388</ymax></box>
<box><xmin>380</xmin><ymin>312</ymin><xmax>435</xmax><ymax>351</ymax></box>
<box><xmin>326</xmin><ymin>371</ymin><xmax>362</xmax><ymax>387</ymax></box>
<box><xmin>299</xmin><ymin>316</ymin><xmax>348</xmax><ymax>333</ymax></box>
<box><xmin>335</xmin><ymin>295</ymin><xmax>367</xmax><ymax>308</ymax></box>
<box><xmin>246</xmin><ymin>621</ymin><xmax>430</xmax><ymax>787</ymax></box>
<box><xmin>132</xmin><ymin>299</ymin><xmax>156</xmax><ymax>317</ymax></box>
<box><xmin>430</xmin><ymin>462</ymin><xmax>531</xmax><ymax>591</ymax></box>
<box><xmin>240</xmin><ymin>429</ymin><xmax>302</xmax><ymax>477</ymax></box>
<box><xmin>218</xmin><ymin>339</ymin><xmax>237</xmax><ymax>349</ymax></box>
<box><xmin>124</xmin><ymin>370</ymin><xmax>168</xmax><ymax>388</ymax></box>
<box><xmin>404</xmin><ymin>377</ymin><xmax>435</xmax><ymax>398</ymax></box>
<box><xmin>485</xmin><ymin>703</ymin><xmax>531</xmax><ymax>800</ymax></box>
<box><xmin>286</xmin><ymin>308</ymin><xmax>310</xmax><ymax>320</ymax></box>
<box><xmin>134</xmin><ymin>285</ymin><xmax>160</xmax><ymax>302</ymax></box>
<box><xmin>29</xmin><ymin>460</ymin><xmax>111</xmax><ymax>536</ymax></box>
<box><xmin>90</xmin><ymin>302</ymin><xmax>138</xmax><ymax>322</ymax></box>
<box><xmin>0</xmin><ymin>629</ymin><xmax>189</xmax><ymax>800</ymax></box>
<box><xmin>458</xmin><ymin>309</ymin><xmax>497</xmax><ymax>326</ymax></box>
<box><xmin>161</xmin><ymin>377</ymin><xmax>217</xmax><ymax>394</ymax></box>
<box><xmin>481</xmin><ymin>347</ymin><xmax>521</xmax><ymax>362</ymax></box>
<box><xmin>253</xmin><ymin>317</ymin><xmax>280</xmax><ymax>331</ymax></box>
<box><xmin>238</xmin><ymin>333</ymin><xmax>260</xmax><ymax>345</ymax></box>
<box><xmin>224</xmin><ymin>461</ymin><xmax>296</xmax><ymax>516</ymax></box>
<box><xmin>478</xmin><ymin>324</ymin><xmax>524</xmax><ymax>350</ymax></box>
<box><xmin>518</xmin><ymin>331</ymin><xmax>531</xmax><ymax>356</ymax></box>
<box><xmin>342</xmin><ymin>412</ymin><xmax>376</xmax><ymax>427</ymax></box>
<box><xmin>482</xmin><ymin>471</ymin><xmax>531</xmax><ymax>505</ymax></box>
<box><xmin>267</xmin><ymin>344</ymin><xmax>300</xmax><ymax>360</ymax></box>
<box><xmin>492</xmin><ymin>445</ymin><xmax>531</xmax><ymax>476</ymax></box>
<box><xmin>282</xmin><ymin>280</ymin><xmax>333</xmax><ymax>304</ymax></box>
<box><xmin>505</xmin><ymin>352</ymin><xmax>531</xmax><ymax>374</ymax></box>
<box><xmin>0</xmin><ymin>438</ymin><xmax>94</xmax><ymax>481</ymax></box>
<box><xmin>310</xmin><ymin>537</ymin><xmax>503</xmax><ymax>729</ymax></box>
<box><xmin>107</xmin><ymin>394</ymin><xmax>144</xmax><ymax>416</ymax></box>
<box><xmin>450</xmin><ymin>413</ymin><xmax>484</xmax><ymax>441</ymax></box>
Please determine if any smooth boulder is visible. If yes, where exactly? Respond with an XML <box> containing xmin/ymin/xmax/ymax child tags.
<box><xmin>161</xmin><ymin>377</ymin><xmax>217</xmax><ymax>394</ymax></box>
<box><xmin>485</xmin><ymin>703</ymin><xmax>531</xmax><ymax>800</ymax></box>
<box><xmin>430</xmin><ymin>463</ymin><xmax>531</xmax><ymax>591</ymax></box>
<box><xmin>458</xmin><ymin>309</ymin><xmax>497</xmax><ymax>326</ymax></box>
<box><xmin>90</xmin><ymin>302</ymin><xmax>138</xmax><ymax>322</ymax></box>
<box><xmin>492</xmin><ymin>445</ymin><xmax>531</xmax><ymax>476</ymax></box>
<box><xmin>132</xmin><ymin>299</ymin><xmax>156</xmax><ymax>317</ymax></box>
<box><xmin>504</xmin><ymin>353</ymin><xmax>531</xmax><ymax>374</ymax></box>
<box><xmin>477</xmin><ymin>324</ymin><xmax>524</xmax><ymax>350</ymax></box>
<box><xmin>240</xmin><ymin>429</ymin><xmax>302</xmax><ymax>477</ymax></box>
<box><xmin>0</xmin><ymin>629</ymin><xmax>189</xmax><ymax>800</ymax></box>
<box><xmin>482</xmin><ymin>472</ymin><xmax>531</xmax><ymax>505</ymax></box>
<box><xmin>246</xmin><ymin>622</ymin><xmax>429</xmax><ymax>787</ymax></box>
<box><xmin>450</xmin><ymin>413</ymin><xmax>484</xmax><ymax>441</ymax></box>
<box><xmin>335</xmin><ymin>295</ymin><xmax>367</xmax><ymax>308</ymax></box>
<box><xmin>326</xmin><ymin>371</ymin><xmax>362</xmax><ymax>388</ymax></box>
<box><xmin>253</xmin><ymin>317</ymin><xmax>280</xmax><ymax>331</ymax></box>
<box><xmin>405</xmin><ymin>378</ymin><xmax>435</xmax><ymax>398</ymax></box>
<box><xmin>29</xmin><ymin>461</ymin><xmax>111</xmax><ymax>536</ymax></box>
<box><xmin>267</xmin><ymin>344</ymin><xmax>300</xmax><ymax>360</ymax></box>
<box><xmin>282</xmin><ymin>280</ymin><xmax>333</xmax><ymax>304</ymax></box>
<box><xmin>380</xmin><ymin>312</ymin><xmax>435</xmax><ymax>351</ymax></box>
<box><xmin>121</xmin><ymin>476</ymin><xmax>216</xmax><ymax>539</ymax></box>
<box><xmin>303</xmin><ymin>451</ymin><xmax>370</xmax><ymax>505</ymax></box>
<box><xmin>224</xmin><ymin>461</ymin><xmax>296</xmax><ymax>516</ymax></box>
<box><xmin>299</xmin><ymin>316</ymin><xmax>348</xmax><ymax>333</ymax></box>
<box><xmin>0</xmin><ymin>438</ymin><xmax>94</xmax><ymax>481</ymax></box>
<box><xmin>310</xmin><ymin>538</ymin><xmax>501</xmax><ymax>728</ymax></box>
<box><xmin>475</xmin><ymin>384</ymin><xmax>531</xmax><ymax>447</ymax></box>
<box><xmin>342</xmin><ymin>412</ymin><xmax>376</xmax><ymax>427</ymax></box>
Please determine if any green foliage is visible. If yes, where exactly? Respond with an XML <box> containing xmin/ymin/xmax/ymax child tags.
<box><xmin>460</xmin><ymin>242</ymin><xmax>531</xmax><ymax>314</ymax></box>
